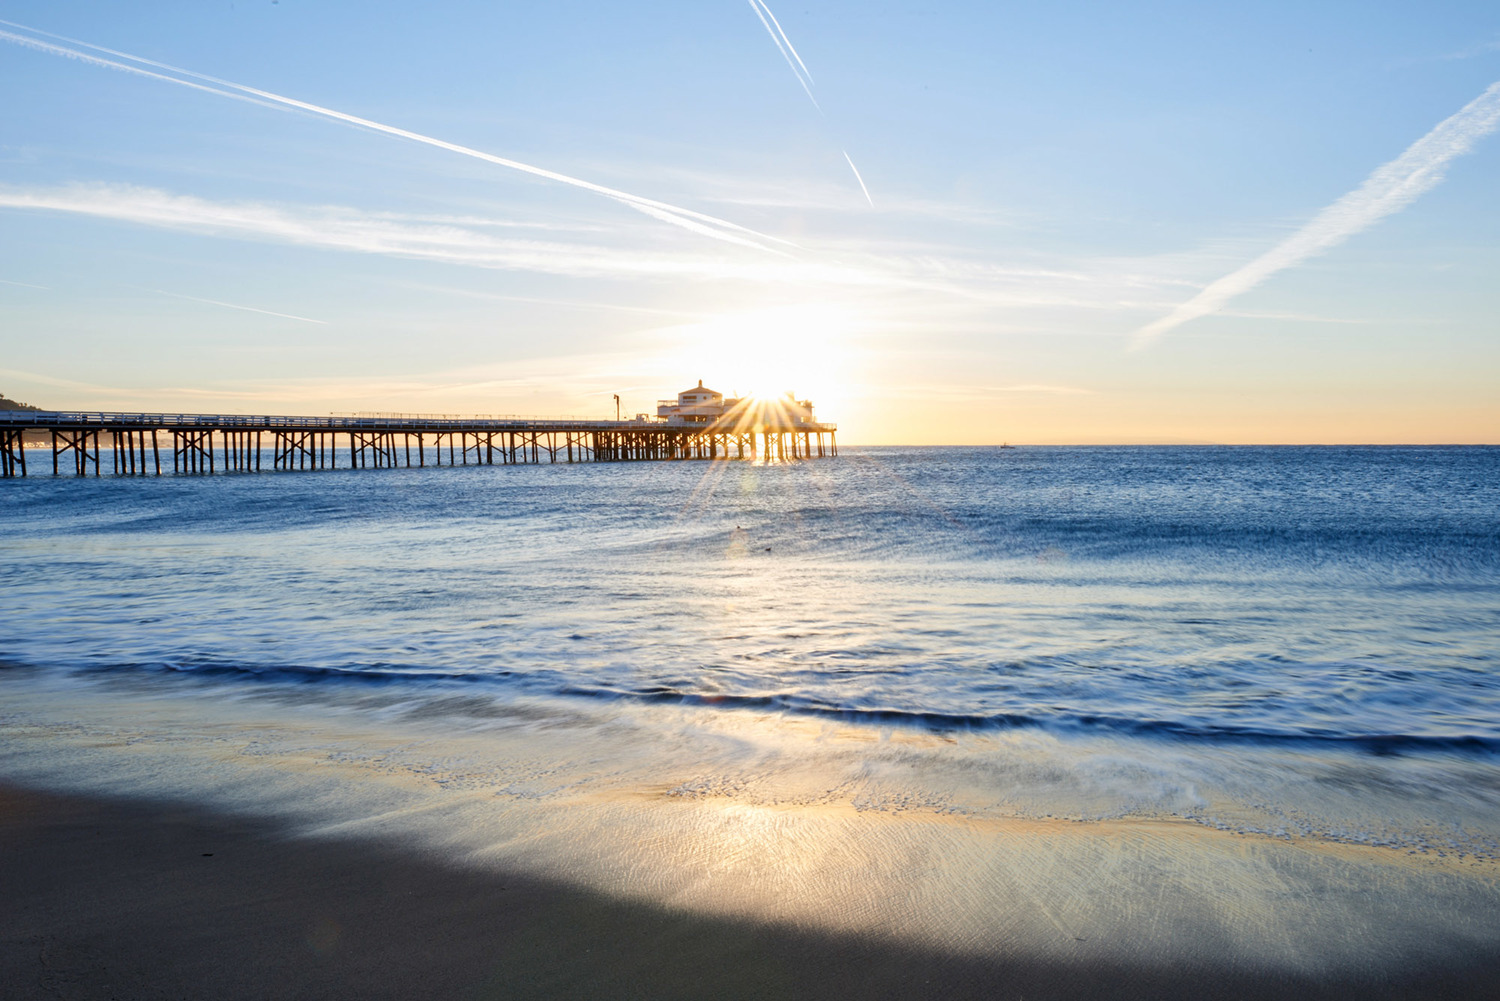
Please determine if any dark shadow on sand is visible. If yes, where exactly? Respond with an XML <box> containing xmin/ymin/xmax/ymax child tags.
<box><xmin>1</xmin><ymin>784</ymin><xmax>1494</xmax><ymax>1000</ymax></box>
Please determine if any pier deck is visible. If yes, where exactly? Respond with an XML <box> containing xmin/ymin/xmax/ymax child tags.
<box><xmin>0</xmin><ymin>411</ymin><xmax>836</xmax><ymax>477</ymax></box>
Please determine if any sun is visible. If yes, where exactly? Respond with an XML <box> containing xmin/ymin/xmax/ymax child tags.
<box><xmin>649</xmin><ymin>302</ymin><xmax>860</xmax><ymax>412</ymax></box>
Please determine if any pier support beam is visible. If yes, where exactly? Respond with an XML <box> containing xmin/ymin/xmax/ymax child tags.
<box><xmin>0</xmin><ymin>429</ymin><xmax>25</xmax><ymax>477</ymax></box>
<box><xmin>49</xmin><ymin>430</ymin><xmax>100</xmax><ymax>477</ymax></box>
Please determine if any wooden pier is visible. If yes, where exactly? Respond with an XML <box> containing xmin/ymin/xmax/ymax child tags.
<box><xmin>0</xmin><ymin>411</ymin><xmax>837</xmax><ymax>477</ymax></box>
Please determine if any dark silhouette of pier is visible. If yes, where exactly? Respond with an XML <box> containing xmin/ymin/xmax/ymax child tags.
<box><xmin>0</xmin><ymin>411</ymin><xmax>837</xmax><ymax>477</ymax></box>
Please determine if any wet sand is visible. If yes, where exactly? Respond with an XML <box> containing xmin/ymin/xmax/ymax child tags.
<box><xmin>3</xmin><ymin>784</ymin><xmax>1498</xmax><ymax>1001</ymax></box>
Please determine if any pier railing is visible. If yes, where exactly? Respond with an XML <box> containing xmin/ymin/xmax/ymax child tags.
<box><xmin>0</xmin><ymin>410</ymin><xmax>836</xmax><ymax>477</ymax></box>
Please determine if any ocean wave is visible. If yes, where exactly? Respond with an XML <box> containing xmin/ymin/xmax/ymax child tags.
<box><xmin>35</xmin><ymin>657</ymin><xmax>1500</xmax><ymax>756</ymax></box>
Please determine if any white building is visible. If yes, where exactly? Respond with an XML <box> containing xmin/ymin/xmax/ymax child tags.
<box><xmin>655</xmin><ymin>381</ymin><xmax>820</xmax><ymax>428</ymax></box>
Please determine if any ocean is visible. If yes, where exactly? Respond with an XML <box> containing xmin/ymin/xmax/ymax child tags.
<box><xmin>3</xmin><ymin>445</ymin><xmax>1499</xmax><ymax>971</ymax></box>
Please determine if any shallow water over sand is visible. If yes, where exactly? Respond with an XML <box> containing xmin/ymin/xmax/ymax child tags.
<box><xmin>1</xmin><ymin>676</ymin><xmax>1497</xmax><ymax>975</ymax></box>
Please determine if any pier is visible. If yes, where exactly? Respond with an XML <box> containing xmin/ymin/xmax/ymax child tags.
<box><xmin>0</xmin><ymin>410</ymin><xmax>837</xmax><ymax>478</ymax></box>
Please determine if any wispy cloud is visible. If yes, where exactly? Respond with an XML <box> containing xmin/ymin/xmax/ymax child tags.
<box><xmin>157</xmin><ymin>351</ymin><xmax>667</xmax><ymax>410</ymax></box>
<box><xmin>1440</xmin><ymin>37</ymin><xmax>1500</xmax><ymax>62</ymax></box>
<box><xmin>366</xmin><ymin>210</ymin><xmax>609</xmax><ymax>234</ymax></box>
<box><xmin>0</xmin><ymin>179</ymin><xmax>1209</xmax><ymax>326</ymax></box>
<box><xmin>631</xmin><ymin>160</ymin><xmax>999</xmax><ymax>220</ymax></box>
<box><xmin>1135</xmin><ymin>80</ymin><xmax>1500</xmax><ymax>347</ymax></box>
<box><xmin>392</xmin><ymin>282</ymin><xmax>706</xmax><ymax>319</ymax></box>
<box><xmin>0</xmin><ymin>278</ymin><xmax>51</xmax><ymax>289</ymax></box>
<box><xmin>0</xmin><ymin>357</ymin><xmax>644</xmax><ymax>412</ymax></box>
<box><xmin>0</xmin><ymin>182</ymin><xmax>862</xmax><ymax>285</ymax></box>
<box><xmin>1388</xmin><ymin>37</ymin><xmax>1500</xmax><ymax>68</ymax></box>
<box><xmin>1216</xmin><ymin>308</ymin><xmax>1372</xmax><ymax>324</ymax></box>
<box><xmin>0</xmin><ymin>19</ymin><xmax>786</xmax><ymax>252</ymax></box>
<box><xmin>876</xmin><ymin>382</ymin><xmax>1098</xmax><ymax>404</ymax></box>
<box><xmin>0</xmin><ymin>366</ymin><xmax>123</xmax><ymax>393</ymax></box>
<box><xmin>150</xmin><ymin>289</ymin><xmax>326</xmax><ymax>324</ymax></box>
<box><xmin>988</xmin><ymin>384</ymin><xmax>1096</xmax><ymax>395</ymax></box>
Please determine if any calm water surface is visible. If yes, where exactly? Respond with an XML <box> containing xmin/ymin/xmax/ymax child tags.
<box><xmin>3</xmin><ymin>445</ymin><xmax>1497</xmax><ymax>751</ymax></box>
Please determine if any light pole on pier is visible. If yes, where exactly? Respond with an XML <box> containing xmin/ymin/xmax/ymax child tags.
<box><xmin>614</xmin><ymin>394</ymin><xmax>621</xmax><ymax>421</ymax></box>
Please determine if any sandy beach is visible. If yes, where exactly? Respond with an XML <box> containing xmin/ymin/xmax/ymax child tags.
<box><xmin>4</xmin><ymin>783</ymin><xmax>1498</xmax><ymax>1001</ymax></box>
<box><xmin>3</xmin><ymin>668</ymin><xmax>1499</xmax><ymax>1000</ymax></box>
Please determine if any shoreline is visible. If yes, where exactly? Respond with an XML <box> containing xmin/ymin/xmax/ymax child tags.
<box><xmin>3</xmin><ymin>672</ymin><xmax>1500</xmax><ymax>989</ymax></box>
<box><xmin>4</xmin><ymin>783</ymin><xmax>1499</xmax><ymax>1000</ymax></box>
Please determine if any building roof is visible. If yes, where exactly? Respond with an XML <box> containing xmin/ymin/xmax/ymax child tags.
<box><xmin>680</xmin><ymin>380</ymin><xmax>722</xmax><ymax>397</ymax></box>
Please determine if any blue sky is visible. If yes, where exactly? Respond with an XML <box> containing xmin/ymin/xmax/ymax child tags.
<box><xmin>2</xmin><ymin>1</ymin><xmax>1497</xmax><ymax>442</ymax></box>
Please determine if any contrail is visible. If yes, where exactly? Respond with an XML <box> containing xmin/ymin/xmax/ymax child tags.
<box><xmin>843</xmin><ymin>151</ymin><xmax>873</xmax><ymax>207</ymax></box>
<box><xmin>0</xmin><ymin>20</ymin><xmax>788</xmax><ymax>252</ymax></box>
<box><xmin>746</xmin><ymin>0</ymin><xmax>817</xmax><ymax>108</ymax></box>
<box><xmin>753</xmin><ymin>0</ymin><xmax>814</xmax><ymax>85</ymax></box>
<box><xmin>0</xmin><ymin>28</ymin><xmax>288</xmax><ymax>114</ymax></box>
<box><xmin>151</xmin><ymin>289</ymin><xmax>327</xmax><ymax>324</ymax></box>
<box><xmin>742</xmin><ymin>2</ymin><xmax>874</xmax><ymax>205</ymax></box>
<box><xmin>1134</xmin><ymin>80</ymin><xmax>1500</xmax><ymax>348</ymax></box>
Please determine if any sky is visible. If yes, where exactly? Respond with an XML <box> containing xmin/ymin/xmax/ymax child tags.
<box><xmin>1</xmin><ymin>1</ymin><xmax>1498</xmax><ymax>444</ymax></box>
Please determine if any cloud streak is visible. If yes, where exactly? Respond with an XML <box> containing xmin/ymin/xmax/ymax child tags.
<box><xmin>1134</xmin><ymin>80</ymin><xmax>1500</xmax><ymax>347</ymax></box>
<box><xmin>0</xmin><ymin>19</ymin><xmax>786</xmax><ymax>252</ymax></box>
<box><xmin>0</xmin><ymin>180</ymin><xmax>1208</xmax><ymax>320</ymax></box>
<box><xmin>1440</xmin><ymin>37</ymin><xmax>1500</xmax><ymax>62</ymax></box>
<box><xmin>0</xmin><ymin>366</ymin><xmax>134</xmax><ymax>396</ymax></box>
<box><xmin>989</xmin><ymin>384</ymin><xmax>1095</xmax><ymax>395</ymax></box>
<box><xmin>0</xmin><ymin>182</ymin><xmax>865</xmax><ymax>286</ymax></box>
<box><xmin>150</xmin><ymin>289</ymin><xmax>326</xmax><ymax>324</ymax></box>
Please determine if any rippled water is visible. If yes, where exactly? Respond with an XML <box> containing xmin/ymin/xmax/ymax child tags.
<box><xmin>3</xmin><ymin>445</ymin><xmax>1497</xmax><ymax>751</ymax></box>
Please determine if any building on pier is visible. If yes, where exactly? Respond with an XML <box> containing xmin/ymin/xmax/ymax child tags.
<box><xmin>657</xmin><ymin>381</ymin><xmax>732</xmax><ymax>425</ymax></box>
<box><xmin>656</xmin><ymin>380</ymin><xmax>820</xmax><ymax>429</ymax></box>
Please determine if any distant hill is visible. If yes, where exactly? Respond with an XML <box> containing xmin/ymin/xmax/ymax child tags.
<box><xmin>0</xmin><ymin>393</ymin><xmax>43</xmax><ymax>411</ymax></box>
